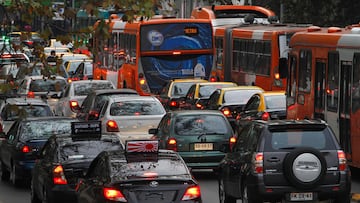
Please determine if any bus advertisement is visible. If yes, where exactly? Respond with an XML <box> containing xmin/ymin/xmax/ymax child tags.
<box><xmin>285</xmin><ymin>25</ymin><xmax>360</xmax><ymax>168</ymax></box>
<box><xmin>93</xmin><ymin>17</ymin><xmax>214</xmax><ymax>95</ymax></box>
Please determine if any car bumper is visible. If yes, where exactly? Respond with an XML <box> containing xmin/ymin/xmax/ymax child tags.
<box><xmin>49</xmin><ymin>185</ymin><xmax>77</xmax><ymax>203</ymax></box>
<box><xmin>178</xmin><ymin>151</ymin><xmax>225</xmax><ymax>169</ymax></box>
<box><xmin>15</xmin><ymin>160</ymin><xmax>35</xmax><ymax>180</ymax></box>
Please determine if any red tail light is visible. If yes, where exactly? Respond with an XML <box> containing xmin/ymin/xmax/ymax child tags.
<box><xmin>337</xmin><ymin>150</ymin><xmax>346</xmax><ymax>171</ymax></box>
<box><xmin>53</xmin><ymin>165</ymin><xmax>67</xmax><ymax>185</ymax></box>
<box><xmin>261</xmin><ymin>112</ymin><xmax>270</xmax><ymax>121</ymax></box>
<box><xmin>103</xmin><ymin>188</ymin><xmax>127</xmax><ymax>202</ymax></box>
<box><xmin>22</xmin><ymin>145</ymin><xmax>31</xmax><ymax>153</ymax></box>
<box><xmin>182</xmin><ymin>185</ymin><xmax>201</xmax><ymax>200</ymax></box>
<box><xmin>209</xmin><ymin>76</ymin><xmax>217</xmax><ymax>82</ymax></box>
<box><xmin>69</xmin><ymin>100</ymin><xmax>79</xmax><ymax>112</ymax></box>
<box><xmin>169</xmin><ymin>100</ymin><xmax>178</xmax><ymax>107</ymax></box>
<box><xmin>253</xmin><ymin>152</ymin><xmax>264</xmax><ymax>174</ymax></box>
<box><xmin>221</xmin><ymin>107</ymin><xmax>231</xmax><ymax>117</ymax></box>
<box><xmin>106</xmin><ymin>120</ymin><xmax>119</xmax><ymax>132</ymax></box>
<box><xmin>195</xmin><ymin>103</ymin><xmax>203</xmax><ymax>109</ymax></box>
<box><xmin>27</xmin><ymin>91</ymin><xmax>35</xmax><ymax>98</ymax></box>
<box><xmin>167</xmin><ymin>138</ymin><xmax>177</xmax><ymax>151</ymax></box>
<box><xmin>229</xmin><ymin>136</ymin><xmax>236</xmax><ymax>150</ymax></box>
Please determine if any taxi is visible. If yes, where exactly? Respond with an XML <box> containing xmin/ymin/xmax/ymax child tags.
<box><xmin>76</xmin><ymin>140</ymin><xmax>202</xmax><ymax>203</ymax></box>
<box><xmin>31</xmin><ymin>121</ymin><xmax>123</xmax><ymax>203</ymax></box>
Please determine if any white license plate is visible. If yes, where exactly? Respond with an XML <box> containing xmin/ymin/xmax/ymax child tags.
<box><xmin>290</xmin><ymin>192</ymin><xmax>313</xmax><ymax>201</ymax></box>
<box><xmin>194</xmin><ymin>143</ymin><xmax>213</xmax><ymax>150</ymax></box>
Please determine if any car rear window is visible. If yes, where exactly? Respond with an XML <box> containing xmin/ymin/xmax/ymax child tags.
<box><xmin>175</xmin><ymin>114</ymin><xmax>229</xmax><ymax>135</ymax></box>
<box><xmin>110</xmin><ymin>100</ymin><xmax>165</xmax><ymax>116</ymax></box>
<box><xmin>19</xmin><ymin>120</ymin><xmax>74</xmax><ymax>141</ymax></box>
<box><xmin>268</xmin><ymin>128</ymin><xmax>335</xmax><ymax>150</ymax></box>
<box><xmin>29</xmin><ymin>78</ymin><xmax>66</xmax><ymax>92</ymax></box>
<box><xmin>1</xmin><ymin>104</ymin><xmax>53</xmax><ymax>121</ymax></box>
<box><xmin>265</xmin><ymin>95</ymin><xmax>286</xmax><ymax>109</ymax></box>
<box><xmin>74</xmin><ymin>82</ymin><xmax>114</xmax><ymax>96</ymax></box>
<box><xmin>224</xmin><ymin>89</ymin><xmax>262</xmax><ymax>104</ymax></box>
<box><xmin>171</xmin><ymin>82</ymin><xmax>195</xmax><ymax>97</ymax></box>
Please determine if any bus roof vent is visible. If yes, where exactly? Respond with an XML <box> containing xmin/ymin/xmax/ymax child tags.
<box><xmin>351</xmin><ymin>27</ymin><xmax>360</xmax><ymax>34</ymax></box>
<box><xmin>328</xmin><ymin>27</ymin><xmax>342</xmax><ymax>33</ymax></box>
<box><xmin>307</xmin><ymin>26</ymin><xmax>321</xmax><ymax>32</ymax></box>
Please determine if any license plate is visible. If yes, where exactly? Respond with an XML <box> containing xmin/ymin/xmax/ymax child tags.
<box><xmin>290</xmin><ymin>192</ymin><xmax>313</xmax><ymax>201</ymax></box>
<box><xmin>194</xmin><ymin>143</ymin><xmax>213</xmax><ymax>150</ymax></box>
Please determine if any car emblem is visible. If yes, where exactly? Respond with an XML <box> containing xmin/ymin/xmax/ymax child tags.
<box><xmin>149</xmin><ymin>181</ymin><xmax>159</xmax><ymax>187</ymax></box>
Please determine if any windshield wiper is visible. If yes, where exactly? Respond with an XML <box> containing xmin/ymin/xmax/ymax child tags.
<box><xmin>197</xmin><ymin>132</ymin><xmax>225</xmax><ymax>139</ymax></box>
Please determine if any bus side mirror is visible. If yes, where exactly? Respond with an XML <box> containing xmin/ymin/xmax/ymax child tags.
<box><xmin>279</xmin><ymin>57</ymin><xmax>288</xmax><ymax>78</ymax></box>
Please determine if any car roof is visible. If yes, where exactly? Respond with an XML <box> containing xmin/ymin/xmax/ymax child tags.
<box><xmin>23</xmin><ymin>75</ymin><xmax>66</xmax><ymax>80</ymax></box>
<box><xmin>92</xmin><ymin>88</ymin><xmax>138</xmax><ymax>95</ymax></box>
<box><xmin>172</xmin><ymin>78</ymin><xmax>207</xmax><ymax>83</ymax></box>
<box><xmin>197</xmin><ymin>82</ymin><xmax>237</xmax><ymax>86</ymax></box>
<box><xmin>4</xmin><ymin>97</ymin><xmax>49</xmax><ymax>105</ymax></box>
<box><xmin>220</xmin><ymin>85</ymin><xmax>264</xmax><ymax>92</ymax></box>
<box><xmin>109</xmin><ymin>95</ymin><xmax>159</xmax><ymax>102</ymax></box>
<box><xmin>255</xmin><ymin>119</ymin><xmax>328</xmax><ymax>129</ymax></box>
<box><xmin>261</xmin><ymin>91</ymin><xmax>286</xmax><ymax>96</ymax></box>
<box><xmin>19</xmin><ymin>116</ymin><xmax>78</xmax><ymax>122</ymax></box>
<box><xmin>170</xmin><ymin>109</ymin><xmax>227</xmax><ymax>116</ymax></box>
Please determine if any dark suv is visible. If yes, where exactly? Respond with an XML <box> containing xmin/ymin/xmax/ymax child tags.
<box><xmin>218</xmin><ymin>119</ymin><xmax>351</xmax><ymax>203</ymax></box>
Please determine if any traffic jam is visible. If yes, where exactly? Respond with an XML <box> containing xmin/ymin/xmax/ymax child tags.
<box><xmin>0</xmin><ymin>2</ymin><xmax>358</xmax><ymax>203</ymax></box>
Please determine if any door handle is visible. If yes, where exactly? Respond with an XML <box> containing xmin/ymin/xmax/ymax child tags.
<box><xmin>267</xmin><ymin>157</ymin><xmax>280</xmax><ymax>162</ymax></box>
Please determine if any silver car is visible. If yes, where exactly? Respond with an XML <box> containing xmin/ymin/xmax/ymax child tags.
<box><xmin>98</xmin><ymin>96</ymin><xmax>166</xmax><ymax>143</ymax></box>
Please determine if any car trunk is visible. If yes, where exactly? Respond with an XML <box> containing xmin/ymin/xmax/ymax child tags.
<box><xmin>176</xmin><ymin>133</ymin><xmax>230</xmax><ymax>152</ymax></box>
<box><xmin>62</xmin><ymin>161</ymin><xmax>92</xmax><ymax>188</ymax></box>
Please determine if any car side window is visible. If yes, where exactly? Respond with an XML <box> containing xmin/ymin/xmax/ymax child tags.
<box><xmin>98</xmin><ymin>101</ymin><xmax>109</xmax><ymax>118</ymax></box>
<box><xmin>6</xmin><ymin>121</ymin><xmax>19</xmax><ymax>143</ymax></box>
<box><xmin>246</xmin><ymin>124</ymin><xmax>263</xmax><ymax>152</ymax></box>
<box><xmin>63</xmin><ymin>85</ymin><xmax>70</xmax><ymax>97</ymax></box>
<box><xmin>185</xmin><ymin>85</ymin><xmax>196</xmax><ymax>101</ymax></box>
<box><xmin>208</xmin><ymin>91</ymin><xmax>220</xmax><ymax>109</ymax></box>
<box><xmin>245</xmin><ymin>95</ymin><xmax>261</xmax><ymax>111</ymax></box>
<box><xmin>159</xmin><ymin>115</ymin><xmax>170</xmax><ymax>134</ymax></box>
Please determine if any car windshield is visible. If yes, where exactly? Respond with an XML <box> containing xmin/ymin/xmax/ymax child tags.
<box><xmin>265</xmin><ymin>95</ymin><xmax>286</xmax><ymax>109</ymax></box>
<box><xmin>74</xmin><ymin>82</ymin><xmax>114</xmax><ymax>96</ymax></box>
<box><xmin>171</xmin><ymin>82</ymin><xmax>195</xmax><ymax>97</ymax></box>
<box><xmin>1</xmin><ymin>104</ymin><xmax>52</xmax><ymax>121</ymax></box>
<box><xmin>223</xmin><ymin>89</ymin><xmax>263</xmax><ymax>104</ymax></box>
<box><xmin>19</xmin><ymin>120</ymin><xmax>73</xmax><ymax>141</ymax></box>
<box><xmin>175</xmin><ymin>114</ymin><xmax>229</xmax><ymax>135</ymax></box>
<box><xmin>110</xmin><ymin>100</ymin><xmax>165</xmax><ymax>116</ymax></box>
<box><xmin>60</xmin><ymin>141</ymin><xmax>121</xmax><ymax>162</ymax></box>
<box><xmin>29</xmin><ymin>78</ymin><xmax>66</xmax><ymax>92</ymax></box>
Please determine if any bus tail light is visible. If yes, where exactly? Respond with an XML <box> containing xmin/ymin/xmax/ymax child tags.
<box><xmin>261</xmin><ymin>112</ymin><xmax>270</xmax><ymax>121</ymax></box>
<box><xmin>103</xmin><ymin>188</ymin><xmax>127</xmax><ymax>202</ymax></box>
<box><xmin>182</xmin><ymin>185</ymin><xmax>201</xmax><ymax>201</ymax></box>
<box><xmin>53</xmin><ymin>165</ymin><xmax>67</xmax><ymax>185</ymax></box>
<box><xmin>337</xmin><ymin>150</ymin><xmax>346</xmax><ymax>171</ymax></box>
<box><xmin>106</xmin><ymin>120</ymin><xmax>119</xmax><ymax>132</ymax></box>
<box><xmin>253</xmin><ymin>152</ymin><xmax>264</xmax><ymax>174</ymax></box>
<box><xmin>69</xmin><ymin>100</ymin><xmax>79</xmax><ymax>112</ymax></box>
<box><xmin>167</xmin><ymin>138</ymin><xmax>177</xmax><ymax>151</ymax></box>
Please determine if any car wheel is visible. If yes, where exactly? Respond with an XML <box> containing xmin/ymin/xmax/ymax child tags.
<box><xmin>283</xmin><ymin>147</ymin><xmax>326</xmax><ymax>189</ymax></box>
<box><xmin>10</xmin><ymin>164</ymin><xmax>21</xmax><ymax>187</ymax></box>
<box><xmin>1</xmin><ymin>161</ymin><xmax>10</xmax><ymax>181</ymax></box>
<box><xmin>218</xmin><ymin>178</ymin><xmax>236</xmax><ymax>203</ymax></box>
<box><xmin>31</xmin><ymin>179</ymin><xmax>41</xmax><ymax>203</ymax></box>
<box><xmin>242</xmin><ymin>183</ymin><xmax>262</xmax><ymax>203</ymax></box>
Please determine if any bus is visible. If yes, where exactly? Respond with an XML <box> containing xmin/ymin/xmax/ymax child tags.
<box><xmin>213</xmin><ymin>23</ymin><xmax>309</xmax><ymax>90</ymax></box>
<box><xmin>92</xmin><ymin>17</ymin><xmax>214</xmax><ymax>95</ymax></box>
<box><xmin>285</xmin><ymin>25</ymin><xmax>360</xmax><ymax>168</ymax></box>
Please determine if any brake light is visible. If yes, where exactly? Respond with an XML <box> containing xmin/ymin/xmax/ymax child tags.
<box><xmin>167</xmin><ymin>138</ymin><xmax>177</xmax><ymax>151</ymax></box>
<box><xmin>261</xmin><ymin>112</ymin><xmax>270</xmax><ymax>121</ymax></box>
<box><xmin>53</xmin><ymin>165</ymin><xmax>67</xmax><ymax>185</ymax></box>
<box><xmin>69</xmin><ymin>100</ymin><xmax>79</xmax><ymax>112</ymax></box>
<box><xmin>209</xmin><ymin>76</ymin><xmax>217</xmax><ymax>82</ymax></box>
<box><xmin>27</xmin><ymin>91</ymin><xmax>35</xmax><ymax>98</ymax></box>
<box><xmin>103</xmin><ymin>188</ymin><xmax>127</xmax><ymax>202</ymax></box>
<box><xmin>22</xmin><ymin>145</ymin><xmax>31</xmax><ymax>153</ymax></box>
<box><xmin>337</xmin><ymin>150</ymin><xmax>346</xmax><ymax>171</ymax></box>
<box><xmin>106</xmin><ymin>120</ymin><xmax>119</xmax><ymax>132</ymax></box>
<box><xmin>195</xmin><ymin>103</ymin><xmax>203</xmax><ymax>109</ymax></box>
<box><xmin>182</xmin><ymin>185</ymin><xmax>201</xmax><ymax>201</ymax></box>
<box><xmin>221</xmin><ymin>107</ymin><xmax>231</xmax><ymax>117</ymax></box>
<box><xmin>229</xmin><ymin>136</ymin><xmax>236</xmax><ymax>150</ymax></box>
<box><xmin>253</xmin><ymin>152</ymin><xmax>263</xmax><ymax>174</ymax></box>
<box><xmin>169</xmin><ymin>100</ymin><xmax>178</xmax><ymax>107</ymax></box>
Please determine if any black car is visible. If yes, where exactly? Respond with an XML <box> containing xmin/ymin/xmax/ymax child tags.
<box><xmin>0</xmin><ymin>117</ymin><xmax>78</xmax><ymax>187</ymax></box>
<box><xmin>218</xmin><ymin>120</ymin><xmax>351</xmax><ymax>203</ymax></box>
<box><xmin>76</xmin><ymin>140</ymin><xmax>202</xmax><ymax>203</ymax></box>
<box><xmin>31</xmin><ymin>121</ymin><xmax>123</xmax><ymax>203</ymax></box>
<box><xmin>76</xmin><ymin>88</ymin><xmax>138</xmax><ymax>121</ymax></box>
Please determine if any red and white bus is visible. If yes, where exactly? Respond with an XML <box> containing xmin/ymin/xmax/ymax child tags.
<box><xmin>285</xmin><ymin>25</ymin><xmax>360</xmax><ymax>168</ymax></box>
<box><xmin>93</xmin><ymin>16</ymin><xmax>214</xmax><ymax>95</ymax></box>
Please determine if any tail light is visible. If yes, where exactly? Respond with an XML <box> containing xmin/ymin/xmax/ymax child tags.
<box><xmin>261</xmin><ymin>112</ymin><xmax>270</xmax><ymax>121</ymax></box>
<box><xmin>106</xmin><ymin>120</ymin><xmax>119</xmax><ymax>132</ymax></box>
<box><xmin>337</xmin><ymin>150</ymin><xmax>346</xmax><ymax>171</ymax></box>
<box><xmin>169</xmin><ymin>100</ymin><xmax>178</xmax><ymax>108</ymax></box>
<box><xmin>229</xmin><ymin>136</ymin><xmax>236</xmax><ymax>150</ymax></box>
<box><xmin>27</xmin><ymin>91</ymin><xmax>35</xmax><ymax>98</ymax></box>
<box><xmin>22</xmin><ymin>145</ymin><xmax>31</xmax><ymax>153</ymax></box>
<box><xmin>103</xmin><ymin>188</ymin><xmax>127</xmax><ymax>202</ymax></box>
<box><xmin>221</xmin><ymin>107</ymin><xmax>231</xmax><ymax>117</ymax></box>
<box><xmin>69</xmin><ymin>100</ymin><xmax>79</xmax><ymax>112</ymax></box>
<box><xmin>195</xmin><ymin>102</ymin><xmax>203</xmax><ymax>109</ymax></box>
<box><xmin>253</xmin><ymin>152</ymin><xmax>263</xmax><ymax>174</ymax></box>
<box><xmin>209</xmin><ymin>76</ymin><xmax>217</xmax><ymax>82</ymax></box>
<box><xmin>167</xmin><ymin>138</ymin><xmax>177</xmax><ymax>151</ymax></box>
<box><xmin>53</xmin><ymin>165</ymin><xmax>67</xmax><ymax>185</ymax></box>
<box><xmin>182</xmin><ymin>185</ymin><xmax>201</xmax><ymax>201</ymax></box>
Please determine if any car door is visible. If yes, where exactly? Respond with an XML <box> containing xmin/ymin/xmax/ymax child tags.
<box><xmin>153</xmin><ymin>114</ymin><xmax>171</xmax><ymax>149</ymax></box>
<box><xmin>1</xmin><ymin>121</ymin><xmax>20</xmax><ymax>168</ymax></box>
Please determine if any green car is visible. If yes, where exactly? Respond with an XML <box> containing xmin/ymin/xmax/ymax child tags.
<box><xmin>149</xmin><ymin>110</ymin><xmax>236</xmax><ymax>171</ymax></box>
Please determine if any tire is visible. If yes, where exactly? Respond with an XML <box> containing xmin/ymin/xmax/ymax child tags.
<box><xmin>1</xmin><ymin>161</ymin><xmax>10</xmax><ymax>181</ymax></box>
<box><xmin>31</xmin><ymin>179</ymin><xmax>41</xmax><ymax>203</ymax></box>
<box><xmin>242</xmin><ymin>183</ymin><xmax>262</xmax><ymax>203</ymax></box>
<box><xmin>218</xmin><ymin>178</ymin><xmax>236</xmax><ymax>203</ymax></box>
<box><xmin>283</xmin><ymin>147</ymin><xmax>326</xmax><ymax>189</ymax></box>
<box><xmin>10</xmin><ymin>164</ymin><xmax>21</xmax><ymax>187</ymax></box>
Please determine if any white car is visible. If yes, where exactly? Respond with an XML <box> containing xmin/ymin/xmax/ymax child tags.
<box><xmin>54</xmin><ymin>80</ymin><xmax>115</xmax><ymax>117</ymax></box>
<box><xmin>98</xmin><ymin>96</ymin><xmax>166</xmax><ymax>143</ymax></box>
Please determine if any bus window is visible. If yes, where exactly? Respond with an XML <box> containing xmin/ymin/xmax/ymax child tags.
<box><xmin>327</xmin><ymin>52</ymin><xmax>339</xmax><ymax>112</ymax></box>
<box><xmin>353</xmin><ymin>53</ymin><xmax>360</xmax><ymax>113</ymax></box>
<box><xmin>298</xmin><ymin>50</ymin><xmax>312</xmax><ymax>92</ymax></box>
<box><xmin>287</xmin><ymin>55</ymin><xmax>296</xmax><ymax>106</ymax></box>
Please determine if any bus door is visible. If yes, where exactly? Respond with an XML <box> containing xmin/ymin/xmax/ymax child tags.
<box><xmin>339</xmin><ymin>61</ymin><xmax>352</xmax><ymax>154</ymax></box>
<box><xmin>314</xmin><ymin>60</ymin><xmax>326</xmax><ymax>120</ymax></box>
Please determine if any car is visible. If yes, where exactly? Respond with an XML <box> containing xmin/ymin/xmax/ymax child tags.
<box><xmin>64</xmin><ymin>59</ymin><xmax>93</xmax><ymax>74</ymax></box>
<box><xmin>76</xmin><ymin>88</ymin><xmax>139</xmax><ymax>121</ymax></box>
<box><xmin>206</xmin><ymin>86</ymin><xmax>264</xmax><ymax>129</ymax></box>
<box><xmin>149</xmin><ymin>110</ymin><xmax>236</xmax><ymax>171</ymax></box>
<box><xmin>67</xmin><ymin>60</ymin><xmax>93</xmax><ymax>81</ymax></box>
<box><xmin>0</xmin><ymin>97</ymin><xmax>55</xmax><ymax>133</ymax></box>
<box><xmin>61</xmin><ymin>55</ymin><xmax>91</xmax><ymax>72</ymax></box>
<box><xmin>44</xmin><ymin>47</ymin><xmax>72</xmax><ymax>58</ymax></box>
<box><xmin>98</xmin><ymin>96</ymin><xmax>166</xmax><ymax>143</ymax></box>
<box><xmin>156</xmin><ymin>78</ymin><xmax>207</xmax><ymax>111</ymax></box>
<box><xmin>235</xmin><ymin>91</ymin><xmax>286</xmax><ymax>132</ymax></box>
<box><xmin>31</xmin><ymin>121</ymin><xmax>123</xmax><ymax>203</ymax></box>
<box><xmin>7</xmin><ymin>31</ymin><xmax>45</xmax><ymax>48</ymax></box>
<box><xmin>218</xmin><ymin>119</ymin><xmax>351</xmax><ymax>203</ymax></box>
<box><xmin>54</xmin><ymin>80</ymin><xmax>115</xmax><ymax>117</ymax></box>
<box><xmin>76</xmin><ymin>140</ymin><xmax>202</xmax><ymax>203</ymax></box>
<box><xmin>180</xmin><ymin>82</ymin><xmax>237</xmax><ymax>110</ymax></box>
<box><xmin>17</xmin><ymin>75</ymin><xmax>67</xmax><ymax>112</ymax></box>
<box><xmin>0</xmin><ymin>117</ymin><xmax>79</xmax><ymax>187</ymax></box>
